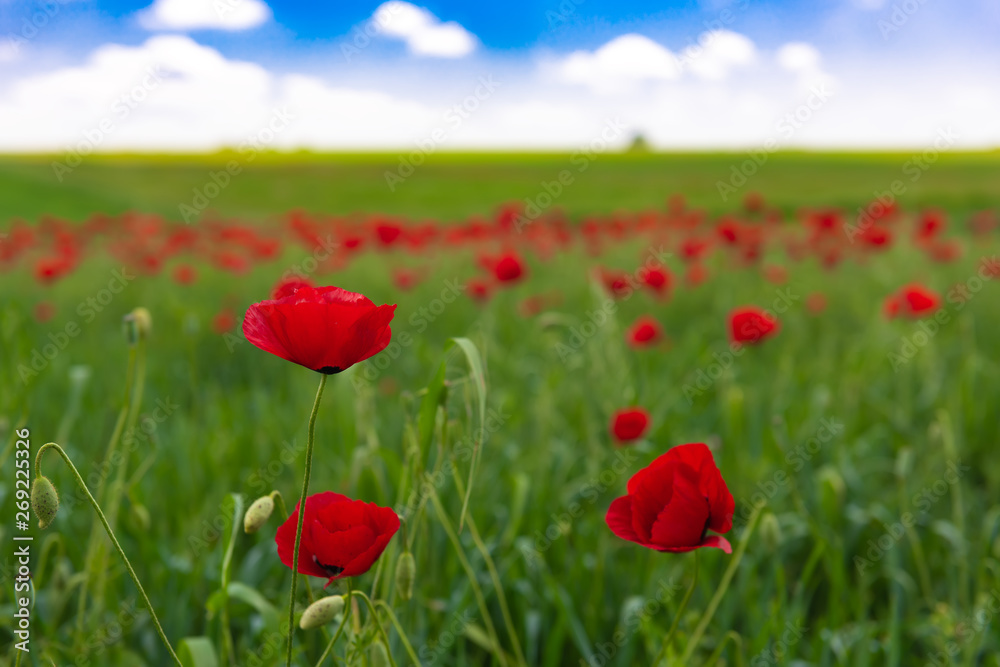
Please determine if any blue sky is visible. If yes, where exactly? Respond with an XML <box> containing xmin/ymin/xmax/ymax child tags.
<box><xmin>1</xmin><ymin>0</ymin><xmax>997</xmax><ymax>150</ymax></box>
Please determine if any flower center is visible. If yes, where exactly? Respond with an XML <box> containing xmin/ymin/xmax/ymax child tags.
<box><xmin>313</xmin><ymin>555</ymin><xmax>344</xmax><ymax>577</ymax></box>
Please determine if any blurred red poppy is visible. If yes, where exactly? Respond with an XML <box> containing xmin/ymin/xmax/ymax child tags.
<box><xmin>606</xmin><ymin>443</ymin><xmax>734</xmax><ymax>553</ymax></box>
<box><xmin>611</xmin><ymin>407</ymin><xmax>650</xmax><ymax>443</ymax></box>
<box><xmin>34</xmin><ymin>301</ymin><xmax>56</xmax><ymax>323</ymax></box>
<box><xmin>212</xmin><ymin>308</ymin><xmax>236</xmax><ymax>334</ymax></box>
<box><xmin>172</xmin><ymin>264</ymin><xmax>198</xmax><ymax>285</ymax></box>
<box><xmin>243</xmin><ymin>285</ymin><xmax>396</xmax><ymax>374</ymax></box>
<box><xmin>640</xmin><ymin>266</ymin><xmax>671</xmax><ymax>298</ymax></box>
<box><xmin>729</xmin><ymin>307</ymin><xmax>780</xmax><ymax>344</ymax></box>
<box><xmin>467</xmin><ymin>277</ymin><xmax>493</xmax><ymax>302</ymax></box>
<box><xmin>276</xmin><ymin>491</ymin><xmax>399</xmax><ymax>586</ymax></box>
<box><xmin>492</xmin><ymin>252</ymin><xmax>525</xmax><ymax>284</ymax></box>
<box><xmin>884</xmin><ymin>284</ymin><xmax>941</xmax><ymax>319</ymax></box>
<box><xmin>627</xmin><ymin>316</ymin><xmax>664</xmax><ymax>348</ymax></box>
<box><xmin>806</xmin><ymin>292</ymin><xmax>827</xmax><ymax>315</ymax></box>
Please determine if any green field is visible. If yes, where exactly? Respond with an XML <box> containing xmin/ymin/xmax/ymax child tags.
<box><xmin>2</xmin><ymin>153</ymin><xmax>1000</xmax><ymax>667</ymax></box>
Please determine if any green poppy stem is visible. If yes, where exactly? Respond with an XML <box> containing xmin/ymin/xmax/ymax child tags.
<box><xmin>36</xmin><ymin>442</ymin><xmax>182</xmax><ymax>666</ymax></box>
<box><xmin>285</xmin><ymin>373</ymin><xmax>328</xmax><ymax>667</ymax></box>
<box><xmin>652</xmin><ymin>550</ymin><xmax>699</xmax><ymax>666</ymax></box>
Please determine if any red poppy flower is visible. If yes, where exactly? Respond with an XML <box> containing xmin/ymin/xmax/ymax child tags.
<box><xmin>806</xmin><ymin>292</ymin><xmax>827</xmax><ymax>315</ymax></box>
<box><xmin>685</xmin><ymin>263</ymin><xmax>708</xmax><ymax>287</ymax></box>
<box><xmin>172</xmin><ymin>264</ymin><xmax>198</xmax><ymax>285</ymax></box>
<box><xmin>485</xmin><ymin>252</ymin><xmax>525</xmax><ymax>284</ymax></box>
<box><xmin>883</xmin><ymin>284</ymin><xmax>941</xmax><ymax>320</ymax></box>
<box><xmin>611</xmin><ymin>407</ymin><xmax>650</xmax><ymax>443</ymax></box>
<box><xmin>640</xmin><ymin>266</ymin><xmax>671</xmax><ymax>297</ymax></box>
<box><xmin>271</xmin><ymin>276</ymin><xmax>315</xmax><ymax>300</ymax></box>
<box><xmin>467</xmin><ymin>278</ymin><xmax>493</xmax><ymax>303</ymax></box>
<box><xmin>729</xmin><ymin>306</ymin><xmax>780</xmax><ymax>345</ymax></box>
<box><xmin>276</xmin><ymin>491</ymin><xmax>399</xmax><ymax>586</ymax></box>
<box><xmin>34</xmin><ymin>301</ymin><xmax>56</xmax><ymax>323</ymax></box>
<box><xmin>243</xmin><ymin>285</ymin><xmax>396</xmax><ymax>374</ymax></box>
<box><xmin>606</xmin><ymin>443</ymin><xmax>734</xmax><ymax>553</ymax></box>
<box><xmin>597</xmin><ymin>268</ymin><xmax>633</xmax><ymax>298</ymax></box>
<box><xmin>627</xmin><ymin>316</ymin><xmax>663</xmax><ymax>348</ymax></box>
<box><xmin>212</xmin><ymin>308</ymin><xmax>236</xmax><ymax>334</ymax></box>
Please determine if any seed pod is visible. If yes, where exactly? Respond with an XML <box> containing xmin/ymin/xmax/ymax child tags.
<box><xmin>299</xmin><ymin>595</ymin><xmax>345</xmax><ymax>630</ymax></box>
<box><xmin>370</xmin><ymin>640</ymin><xmax>390</xmax><ymax>667</ymax></box>
<box><xmin>32</xmin><ymin>476</ymin><xmax>60</xmax><ymax>530</ymax></box>
<box><xmin>760</xmin><ymin>512</ymin><xmax>782</xmax><ymax>552</ymax></box>
<box><xmin>244</xmin><ymin>495</ymin><xmax>275</xmax><ymax>534</ymax></box>
<box><xmin>395</xmin><ymin>551</ymin><xmax>416</xmax><ymax>601</ymax></box>
<box><xmin>131</xmin><ymin>307</ymin><xmax>153</xmax><ymax>339</ymax></box>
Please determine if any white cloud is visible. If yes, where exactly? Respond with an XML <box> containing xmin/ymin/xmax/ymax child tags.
<box><xmin>138</xmin><ymin>0</ymin><xmax>271</xmax><ymax>31</ymax></box>
<box><xmin>0</xmin><ymin>33</ymin><xmax>997</xmax><ymax>152</ymax></box>
<box><xmin>679</xmin><ymin>30</ymin><xmax>756</xmax><ymax>80</ymax></box>
<box><xmin>372</xmin><ymin>1</ymin><xmax>476</xmax><ymax>58</ymax></box>
<box><xmin>554</xmin><ymin>34</ymin><xmax>682</xmax><ymax>93</ymax></box>
<box><xmin>777</xmin><ymin>42</ymin><xmax>822</xmax><ymax>73</ymax></box>
<box><xmin>553</xmin><ymin>31</ymin><xmax>756</xmax><ymax>92</ymax></box>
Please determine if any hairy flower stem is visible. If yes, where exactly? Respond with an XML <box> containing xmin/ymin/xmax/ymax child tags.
<box><xmin>652</xmin><ymin>550</ymin><xmax>699</xmax><ymax>666</ymax></box>
<box><xmin>37</xmin><ymin>442</ymin><xmax>182</xmax><ymax>666</ymax></box>
<box><xmin>285</xmin><ymin>373</ymin><xmax>327</xmax><ymax>667</ymax></box>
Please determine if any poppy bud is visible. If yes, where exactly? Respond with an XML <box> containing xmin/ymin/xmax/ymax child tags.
<box><xmin>817</xmin><ymin>465</ymin><xmax>845</xmax><ymax>520</ymax></box>
<box><xmin>395</xmin><ymin>551</ymin><xmax>415</xmax><ymax>601</ymax></box>
<box><xmin>760</xmin><ymin>512</ymin><xmax>782</xmax><ymax>552</ymax></box>
<box><xmin>122</xmin><ymin>314</ymin><xmax>140</xmax><ymax>346</ymax></box>
<box><xmin>244</xmin><ymin>495</ymin><xmax>275</xmax><ymax>534</ymax></box>
<box><xmin>894</xmin><ymin>447</ymin><xmax>913</xmax><ymax>480</ymax></box>
<box><xmin>299</xmin><ymin>595</ymin><xmax>345</xmax><ymax>630</ymax></box>
<box><xmin>131</xmin><ymin>307</ymin><xmax>153</xmax><ymax>339</ymax></box>
<box><xmin>32</xmin><ymin>475</ymin><xmax>60</xmax><ymax>529</ymax></box>
<box><xmin>130</xmin><ymin>503</ymin><xmax>151</xmax><ymax>533</ymax></box>
<box><xmin>370</xmin><ymin>641</ymin><xmax>390</xmax><ymax>667</ymax></box>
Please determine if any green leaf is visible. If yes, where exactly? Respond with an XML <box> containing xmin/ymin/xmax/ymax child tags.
<box><xmin>221</xmin><ymin>493</ymin><xmax>244</xmax><ymax>590</ymax></box>
<box><xmin>179</xmin><ymin>637</ymin><xmax>220</xmax><ymax>667</ymax></box>
<box><xmin>446</xmin><ymin>337</ymin><xmax>487</xmax><ymax>530</ymax></box>
<box><xmin>417</xmin><ymin>359</ymin><xmax>448</xmax><ymax>459</ymax></box>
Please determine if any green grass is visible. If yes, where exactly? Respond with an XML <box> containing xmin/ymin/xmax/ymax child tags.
<box><xmin>1</xmin><ymin>153</ymin><xmax>1000</xmax><ymax>667</ymax></box>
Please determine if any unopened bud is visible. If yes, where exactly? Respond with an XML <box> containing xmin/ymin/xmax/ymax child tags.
<box><xmin>370</xmin><ymin>640</ymin><xmax>390</xmax><ymax>667</ymax></box>
<box><xmin>32</xmin><ymin>475</ymin><xmax>60</xmax><ymax>529</ymax></box>
<box><xmin>299</xmin><ymin>595</ymin><xmax>345</xmax><ymax>630</ymax></box>
<box><xmin>395</xmin><ymin>551</ymin><xmax>415</xmax><ymax>601</ymax></box>
<box><xmin>131</xmin><ymin>307</ymin><xmax>152</xmax><ymax>339</ymax></box>
<box><xmin>244</xmin><ymin>495</ymin><xmax>275</xmax><ymax>534</ymax></box>
<box><xmin>760</xmin><ymin>512</ymin><xmax>782</xmax><ymax>552</ymax></box>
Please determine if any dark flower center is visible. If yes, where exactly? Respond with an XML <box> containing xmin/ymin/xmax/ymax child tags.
<box><xmin>318</xmin><ymin>366</ymin><xmax>343</xmax><ymax>374</ymax></box>
<box><xmin>313</xmin><ymin>555</ymin><xmax>344</xmax><ymax>577</ymax></box>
